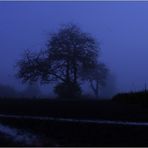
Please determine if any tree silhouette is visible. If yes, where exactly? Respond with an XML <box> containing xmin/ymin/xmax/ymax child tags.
<box><xmin>16</xmin><ymin>24</ymin><xmax>103</xmax><ymax>98</ymax></box>
<box><xmin>82</xmin><ymin>63</ymin><xmax>108</xmax><ymax>98</ymax></box>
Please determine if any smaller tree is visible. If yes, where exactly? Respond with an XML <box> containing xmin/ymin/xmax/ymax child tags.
<box><xmin>82</xmin><ymin>63</ymin><xmax>108</xmax><ymax>98</ymax></box>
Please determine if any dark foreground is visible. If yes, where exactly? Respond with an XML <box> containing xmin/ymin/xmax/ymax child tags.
<box><xmin>0</xmin><ymin>97</ymin><xmax>147</xmax><ymax>146</ymax></box>
<box><xmin>1</xmin><ymin>117</ymin><xmax>148</xmax><ymax>146</ymax></box>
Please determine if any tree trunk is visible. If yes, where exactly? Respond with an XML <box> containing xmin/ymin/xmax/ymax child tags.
<box><xmin>89</xmin><ymin>80</ymin><xmax>99</xmax><ymax>99</ymax></box>
<box><xmin>66</xmin><ymin>60</ymin><xmax>70</xmax><ymax>83</ymax></box>
<box><xmin>95</xmin><ymin>80</ymin><xmax>99</xmax><ymax>98</ymax></box>
<box><xmin>73</xmin><ymin>62</ymin><xmax>77</xmax><ymax>84</ymax></box>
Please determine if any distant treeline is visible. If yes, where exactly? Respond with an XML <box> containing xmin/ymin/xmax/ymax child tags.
<box><xmin>112</xmin><ymin>90</ymin><xmax>148</xmax><ymax>105</ymax></box>
<box><xmin>0</xmin><ymin>83</ymin><xmax>43</xmax><ymax>98</ymax></box>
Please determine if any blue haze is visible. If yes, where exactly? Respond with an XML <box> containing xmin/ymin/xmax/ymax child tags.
<box><xmin>0</xmin><ymin>1</ymin><xmax>148</xmax><ymax>96</ymax></box>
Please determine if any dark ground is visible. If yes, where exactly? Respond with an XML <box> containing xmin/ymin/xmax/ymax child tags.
<box><xmin>0</xmin><ymin>97</ymin><xmax>147</xmax><ymax>121</ymax></box>
<box><xmin>1</xmin><ymin>117</ymin><xmax>148</xmax><ymax>146</ymax></box>
<box><xmin>0</xmin><ymin>96</ymin><xmax>147</xmax><ymax>146</ymax></box>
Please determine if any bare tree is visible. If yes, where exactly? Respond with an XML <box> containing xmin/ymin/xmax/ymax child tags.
<box><xmin>82</xmin><ymin>63</ymin><xmax>108</xmax><ymax>98</ymax></box>
<box><xmin>16</xmin><ymin>24</ymin><xmax>101</xmax><ymax>98</ymax></box>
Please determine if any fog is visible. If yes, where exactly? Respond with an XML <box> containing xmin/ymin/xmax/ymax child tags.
<box><xmin>0</xmin><ymin>1</ymin><xmax>148</xmax><ymax>98</ymax></box>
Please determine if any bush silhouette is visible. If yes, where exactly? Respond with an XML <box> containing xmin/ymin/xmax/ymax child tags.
<box><xmin>112</xmin><ymin>90</ymin><xmax>148</xmax><ymax>105</ymax></box>
<box><xmin>54</xmin><ymin>82</ymin><xmax>81</xmax><ymax>99</ymax></box>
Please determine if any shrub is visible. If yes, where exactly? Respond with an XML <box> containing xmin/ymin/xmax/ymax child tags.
<box><xmin>54</xmin><ymin>82</ymin><xmax>82</xmax><ymax>99</ymax></box>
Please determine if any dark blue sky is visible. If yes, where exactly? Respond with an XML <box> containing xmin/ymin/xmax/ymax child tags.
<box><xmin>0</xmin><ymin>1</ymin><xmax>148</xmax><ymax>94</ymax></box>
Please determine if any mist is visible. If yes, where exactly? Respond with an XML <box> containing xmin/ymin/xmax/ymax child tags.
<box><xmin>1</xmin><ymin>1</ymin><xmax>148</xmax><ymax>98</ymax></box>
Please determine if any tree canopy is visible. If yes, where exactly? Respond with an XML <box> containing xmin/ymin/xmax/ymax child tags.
<box><xmin>16</xmin><ymin>24</ymin><xmax>107</xmax><ymax>98</ymax></box>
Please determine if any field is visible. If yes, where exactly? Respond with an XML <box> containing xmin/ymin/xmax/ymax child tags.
<box><xmin>0</xmin><ymin>96</ymin><xmax>148</xmax><ymax>146</ymax></box>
